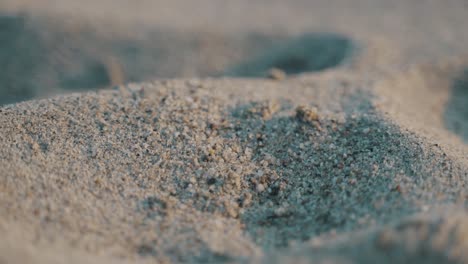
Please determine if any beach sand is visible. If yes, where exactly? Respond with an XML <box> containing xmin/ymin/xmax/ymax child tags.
<box><xmin>0</xmin><ymin>1</ymin><xmax>467</xmax><ymax>263</ymax></box>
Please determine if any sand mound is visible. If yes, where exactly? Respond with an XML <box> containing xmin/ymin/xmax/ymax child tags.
<box><xmin>1</xmin><ymin>70</ymin><xmax>467</xmax><ymax>262</ymax></box>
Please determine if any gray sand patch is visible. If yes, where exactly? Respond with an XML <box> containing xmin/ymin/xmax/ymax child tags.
<box><xmin>0</xmin><ymin>13</ymin><xmax>294</xmax><ymax>105</ymax></box>
<box><xmin>0</xmin><ymin>14</ymin><xmax>44</xmax><ymax>104</ymax></box>
<box><xmin>225</xmin><ymin>33</ymin><xmax>354</xmax><ymax>77</ymax></box>
<box><xmin>445</xmin><ymin>68</ymin><xmax>468</xmax><ymax>142</ymax></box>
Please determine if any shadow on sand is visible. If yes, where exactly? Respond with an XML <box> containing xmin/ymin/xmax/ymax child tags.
<box><xmin>224</xmin><ymin>33</ymin><xmax>354</xmax><ymax>77</ymax></box>
<box><xmin>444</xmin><ymin>68</ymin><xmax>468</xmax><ymax>142</ymax></box>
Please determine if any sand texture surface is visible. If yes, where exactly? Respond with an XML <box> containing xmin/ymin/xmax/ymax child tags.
<box><xmin>0</xmin><ymin>0</ymin><xmax>468</xmax><ymax>263</ymax></box>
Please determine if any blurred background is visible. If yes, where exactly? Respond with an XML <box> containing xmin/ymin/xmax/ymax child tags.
<box><xmin>1</xmin><ymin>0</ymin><xmax>468</xmax><ymax>105</ymax></box>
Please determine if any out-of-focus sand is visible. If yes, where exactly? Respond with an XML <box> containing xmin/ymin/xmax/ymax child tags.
<box><xmin>0</xmin><ymin>1</ymin><xmax>467</xmax><ymax>263</ymax></box>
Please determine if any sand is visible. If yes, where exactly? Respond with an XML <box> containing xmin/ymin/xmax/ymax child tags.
<box><xmin>0</xmin><ymin>0</ymin><xmax>468</xmax><ymax>263</ymax></box>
